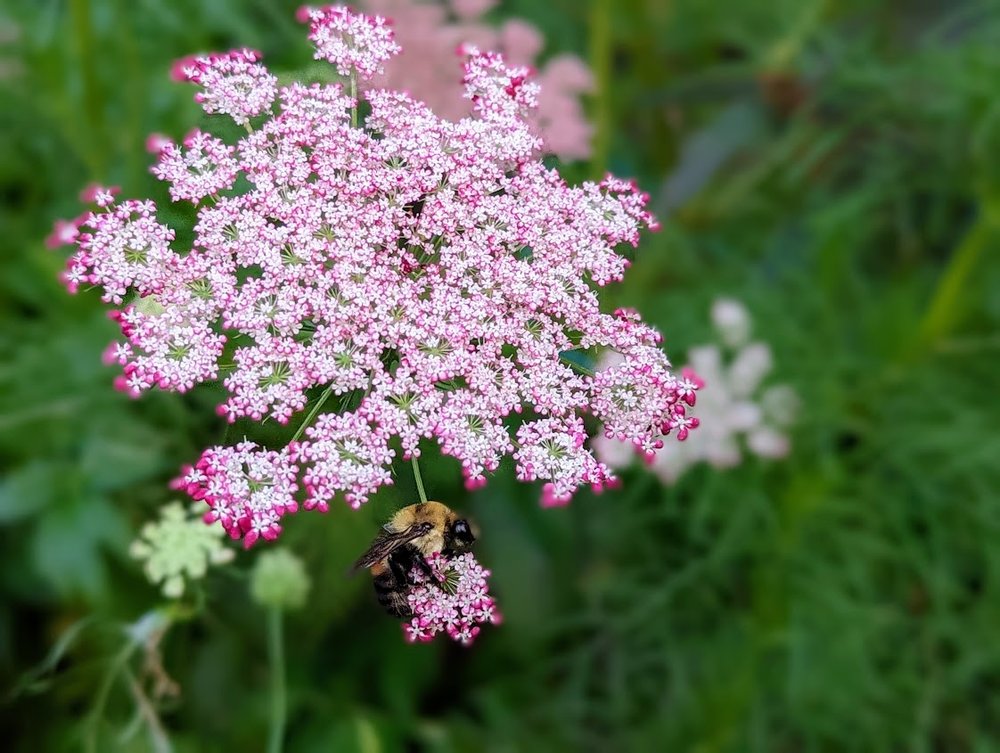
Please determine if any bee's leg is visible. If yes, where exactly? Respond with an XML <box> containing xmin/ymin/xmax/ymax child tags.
<box><xmin>387</xmin><ymin>552</ymin><xmax>410</xmax><ymax>586</ymax></box>
<box><xmin>412</xmin><ymin>553</ymin><xmax>435</xmax><ymax>582</ymax></box>
<box><xmin>392</xmin><ymin>546</ymin><xmax>435</xmax><ymax>584</ymax></box>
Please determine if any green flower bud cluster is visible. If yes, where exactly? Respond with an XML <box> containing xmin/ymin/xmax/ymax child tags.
<box><xmin>130</xmin><ymin>502</ymin><xmax>235</xmax><ymax>598</ymax></box>
<box><xmin>250</xmin><ymin>549</ymin><xmax>311</xmax><ymax>611</ymax></box>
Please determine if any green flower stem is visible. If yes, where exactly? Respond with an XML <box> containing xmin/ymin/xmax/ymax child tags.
<box><xmin>291</xmin><ymin>385</ymin><xmax>334</xmax><ymax>443</ymax></box>
<box><xmin>350</xmin><ymin>72</ymin><xmax>358</xmax><ymax>129</ymax></box>
<box><xmin>84</xmin><ymin>639</ymin><xmax>140</xmax><ymax>753</ymax></box>
<box><xmin>411</xmin><ymin>456</ymin><xmax>428</xmax><ymax>504</ymax></box>
<box><xmin>266</xmin><ymin>607</ymin><xmax>287</xmax><ymax>753</ymax></box>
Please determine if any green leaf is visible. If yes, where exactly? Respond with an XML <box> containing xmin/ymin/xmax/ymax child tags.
<box><xmin>0</xmin><ymin>461</ymin><xmax>59</xmax><ymax>524</ymax></box>
<box><xmin>30</xmin><ymin>495</ymin><xmax>129</xmax><ymax>602</ymax></box>
<box><xmin>7</xmin><ymin>615</ymin><xmax>96</xmax><ymax>699</ymax></box>
<box><xmin>79</xmin><ymin>423</ymin><xmax>169</xmax><ymax>492</ymax></box>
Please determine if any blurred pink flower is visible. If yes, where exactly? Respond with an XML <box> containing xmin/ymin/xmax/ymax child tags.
<box><xmin>363</xmin><ymin>0</ymin><xmax>593</xmax><ymax>160</ymax></box>
<box><xmin>45</xmin><ymin>217</ymin><xmax>82</xmax><ymax>250</ymax></box>
<box><xmin>145</xmin><ymin>133</ymin><xmax>173</xmax><ymax>154</ymax></box>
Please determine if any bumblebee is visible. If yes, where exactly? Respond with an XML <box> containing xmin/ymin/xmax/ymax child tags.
<box><xmin>352</xmin><ymin>501</ymin><xmax>477</xmax><ymax>618</ymax></box>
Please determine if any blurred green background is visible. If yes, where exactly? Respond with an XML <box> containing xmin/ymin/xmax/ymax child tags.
<box><xmin>3</xmin><ymin>0</ymin><xmax>1000</xmax><ymax>750</ymax></box>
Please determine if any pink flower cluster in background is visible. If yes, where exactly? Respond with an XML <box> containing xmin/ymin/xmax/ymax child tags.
<box><xmin>404</xmin><ymin>552</ymin><xmax>499</xmax><ymax>645</ymax></box>
<box><xmin>594</xmin><ymin>299</ymin><xmax>797</xmax><ymax>484</ymax></box>
<box><xmin>51</xmin><ymin>7</ymin><xmax>696</xmax><ymax>549</ymax></box>
<box><xmin>356</xmin><ymin>0</ymin><xmax>593</xmax><ymax>161</ymax></box>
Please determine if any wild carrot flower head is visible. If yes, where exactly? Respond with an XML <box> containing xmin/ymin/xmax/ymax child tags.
<box><xmin>404</xmin><ymin>552</ymin><xmax>499</xmax><ymax>645</ymax></box>
<box><xmin>50</xmin><ymin>6</ymin><xmax>697</xmax><ymax>550</ymax></box>
<box><xmin>302</xmin><ymin>5</ymin><xmax>400</xmax><ymax>79</ymax></box>
<box><xmin>250</xmin><ymin>548</ymin><xmax>312</xmax><ymax>610</ymax></box>
<box><xmin>175</xmin><ymin>48</ymin><xmax>277</xmax><ymax>126</ymax></box>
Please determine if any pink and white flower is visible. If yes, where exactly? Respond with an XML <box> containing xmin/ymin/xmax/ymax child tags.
<box><xmin>176</xmin><ymin>441</ymin><xmax>301</xmax><ymax>548</ymax></box>
<box><xmin>302</xmin><ymin>5</ymin><xmax>400</xmax><ymax>79</ymax></box>
<box><xmin>176</xmin><ymin>48</ymin><xmax>277</xmax><ymax>126</ymax></box>
<box><xmin>361</xmin><ymin>0</ymin><xmax>594</xmax><ymax>160</ymax></box>
<box><xmin>404</xmin><ymin>552</ymin><xmax>499</xmax><ymax>645</ymax></box>
<box><xmin>152</xmin><ymin>130</ymin><xmax>239</xmax><ymax>203</ymax></box>
<box><xmin>53</xmin><ymin>7</ymin><xmax>696</xmax><ymax>550</ymax></box>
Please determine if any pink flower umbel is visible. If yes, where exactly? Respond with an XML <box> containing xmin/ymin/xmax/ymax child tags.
<box><xmin>303</xmin><ymin>5</ymin><xmax>400</xmax><ymax>78</ymax></box>
<box><xmin>50</xmin><ymin>6</ymin><xmax>698</xmax><ymax>551</ymax></box>
<box><xmin>151</xmin><ymin>130</ymin><xmax>239</xmax><ymax>203</ymax></box>
<box><xmin>360</xmin><ymin>0</ymin><xmax>594</xmax><ymax>160</ymax></box>
<box><xmin>176</xmin><ymin>441</ymin><xmax>301</xmax><ymax>548</ymax></box>
<box><xmin>176</xmin><ymin>48</ymin><xmax>277</xmax><ymax>126</ymax></box>
<box><xmin>404</xmin><ymin>552</ymin><xmax>499</xmax><ymax>645</ymax></box>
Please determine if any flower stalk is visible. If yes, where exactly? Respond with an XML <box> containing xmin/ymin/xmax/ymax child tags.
<box><xmin>350</xmin><ymin>71</ymin><xmax>358</xmax><ymax>129</ymax></box>
<box><xmin>290</xmin><ymin>385</ymin><xmax>334</xmax><ymax>443</ymax></box>
<box><xmin>411</xmin><ymin>455</ymin><xmax>428</xmax><ymax>504</ymax></box>
<box><xmin>266</xmin><ymin>607</ymin><xmax>286</xmax><ymax>753</ymax></box>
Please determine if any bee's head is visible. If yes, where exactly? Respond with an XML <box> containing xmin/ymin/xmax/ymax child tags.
<box><xmin>444</xmin><ymin>517</ymin><xmax>476</xmax><ymax>553</ymax></box>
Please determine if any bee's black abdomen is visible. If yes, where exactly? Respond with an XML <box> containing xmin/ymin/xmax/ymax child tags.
<box><xmin>373</xmin><ymin>570</ymin><xmax>412</xmax><ymax>618</ymax></box>
<box><xmin>372</xmin><ymin>544</ymin><xmax>427</xmax><ymax>619</ymax></box>
<box><xmin>378</xmin><ymin>590</ymin><xmax>412</xmax><ymax>618</ymax></box>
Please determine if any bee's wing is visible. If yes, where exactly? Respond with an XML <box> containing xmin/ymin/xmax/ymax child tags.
<box><xmin>350</xmin><ymin>522</ymin><xmax>432</xmax><ymax>573</ymax></box>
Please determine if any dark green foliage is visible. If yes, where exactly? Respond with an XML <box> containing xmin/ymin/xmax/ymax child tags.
<box><xmin>2</xmin><ymin>0</ymin><xmax>999</xmax><ymax>750</ymax></box>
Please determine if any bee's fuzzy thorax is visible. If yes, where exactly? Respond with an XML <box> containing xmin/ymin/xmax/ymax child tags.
<box><xmin>388</xmin><ymin>501</ymin><xmax>453</xmax><ymax>532</ymax></box>
<box><xmin>414</xmin><ymin>530</ymin><xmax>445</xmax><ymax>556</ymax></box>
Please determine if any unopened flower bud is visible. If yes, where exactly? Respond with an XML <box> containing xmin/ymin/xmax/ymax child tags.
<box><xmin>250</xmin><ymin>548</ymin><xmax>311</xmax><ymax>611</ymax></box>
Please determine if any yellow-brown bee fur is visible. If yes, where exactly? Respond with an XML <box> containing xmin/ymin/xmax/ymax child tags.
<box><xmin>385</xmin><ymin>501</ymin><xmax>456</xmax><ymax>557</ymax></box>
